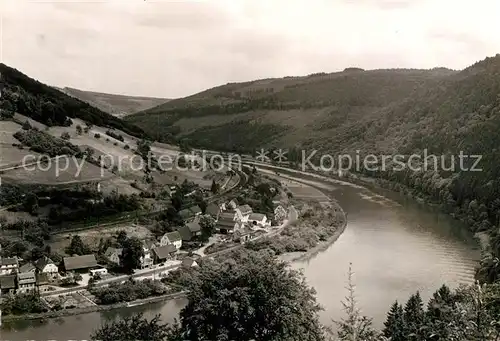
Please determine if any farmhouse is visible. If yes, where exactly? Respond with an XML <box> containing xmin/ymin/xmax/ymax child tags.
<box><xmin>34</xmin><ymin>257</ymin><xmax>59</xmax><ymax>279</ymax></box>
<box><xmin>181</xmin><ymin>257</ymin><xmax>199</xmax><ymax>268</ymax></box>
<box><xmin>0</xmin><ymin>257</ymin><xmax>19</xmax><ymax>275</ymax></box>
<box><xmin>17</xmin><ymin>272</ymin><xmax>36</xmax><ymax>294</ymax></box>
<box><xmin>236</xmin><ymin>204</ymin><xmax>252</xmax><ymax>222</ymax></box>
<box><xmin>205</xmin><ymin>203</ymin><xmax>221</xmax><ymax>220</ymax></box>
<box><xmin>19</xmin><ymin>263</ymin><xmax>36</xmax><ymax>273</ymax></box>
<box><xmin>152</xmin><ymin>244</ymin><xmax>177</xmax><ymax>263</ymax></box>
<box><xmin>248</xmin><ymin>213</ymin><xmax>268</xmax><ymax>227</ymax></box>
<box><xmin>160</xmin><ymin>231</ymin><xmax>182</xmax><ymax>250</ymax></box>
<box><xmin>63</xmin><ymin>254</ymin><xmax>98</xmax><ymax>273</ymax></box>
<box><xmin>217</xmin><ymin>217</ymin><xmax>242</xmax><ymax>234</ymax></box>
<box><xmin>179</xmin><ymin>205</ymin><xmax>203</xmax><ymax>221</ymax></box>
<box><xmin>178</xmin><ymin>221</ymin><xmax>202</xmax><ymax>242</ymax></box>
<box><xmin>233</xmin><ymin>226</ymin><xmax>253</xmax><ymax>244</ymax></box>
<box><xmin>0</xmin><ymin>274</ymin><xmax>16</xmax><ymax>295</ymax></box>
<box><xmin>36</xmin><ymin>273</ymin><xmax>51</xmax><ymax>293</ymax></box>
<box><xmin>104</xmin><ymin>247</ymin><xmax>123</xmax><ymax>265</ymax></box>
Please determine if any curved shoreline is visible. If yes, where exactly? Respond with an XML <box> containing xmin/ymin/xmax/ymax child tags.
<box><xmin>280</xmin><ymin>199</ymin><xmax>348</xmax><ymax>263</ymax></box>
<box><xmin>1</xmin><ymin>169</ymin><xmax>349</xmax><ymax>326</ymax></box>
<box><xmin>1</xmin><ymin>291</ymin><xmax>188</xmax><ymax>323</ymax></box>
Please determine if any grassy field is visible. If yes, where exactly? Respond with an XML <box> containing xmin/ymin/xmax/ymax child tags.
<box><xmin>49</xmin><ymin>223</ymin><xmax>154</xmax><ymax>255</ymax></box>
<box><xmin>1</xmin><ymin>159</ymin><xmax>114</xmax><ymax>184</ymax></box>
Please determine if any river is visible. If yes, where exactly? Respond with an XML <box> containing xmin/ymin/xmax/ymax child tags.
<box><xmin>0</xmin><ymin>171</ymin><xmax>480</xmax><ymax>340</ymax></box>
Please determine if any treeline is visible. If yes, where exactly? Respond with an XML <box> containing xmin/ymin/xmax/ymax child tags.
<box><xmin>13</xmin><ymin>128</ymin><xmax>82</xmax><ymax>157</ymax></box>
<box><xmin>105</xmin><ymin>130</ymin><xmax>125</xmax><ymax>142</ymax></box>
<box><xmin>0</xmin><ymin>63</ymin><xmax>148</xmax><ymax>138</ymax></box>
<box><xmin>90</xmin><ymin>279</ymin><xmax>169</xmax><ymax>305</ymax></box>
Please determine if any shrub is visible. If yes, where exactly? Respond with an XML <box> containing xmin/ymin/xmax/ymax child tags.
<box><xmin>94</xmin><ymin>133</ymin><xmax>101</xmax><ymax>139</ymax></box>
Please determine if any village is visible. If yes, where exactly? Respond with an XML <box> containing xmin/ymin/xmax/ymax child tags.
<box><xmin>0</xmin><ymin>193</ymin><xmax>289</xmax><ymax>315</ymax></box>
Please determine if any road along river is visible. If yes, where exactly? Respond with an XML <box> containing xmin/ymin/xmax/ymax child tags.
<box><xmin>1</xmin><ymin>167</ymin><xmax>480</xmax><ymax>340</ymax></box>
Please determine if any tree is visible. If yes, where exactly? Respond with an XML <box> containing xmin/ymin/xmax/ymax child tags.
<box><xmin>174</xmin><ymin>249</ymin><xmax>327</xmax><ymax>341</ymax></box>
<box><xmin>383</xmin><ymin>301</ymin><xmax>405</xmax><ymax>341</ymax></box>
<box><xmin>336</xmin><ymin>263</ymin><xmax>379</xmax><ymax>341</ymax></box>
<box><xmin>116</xmin><ymin>230</ymin><xmax>128</xmax><ymax>247</ymax></box>
<box><xmin>210</xmin><ymin>179</ymin><xmax>219</xmax><ymax>194</ymax></box>
<box><xmin>199</xmin><ymin>215</ymin><xmax>216</xmax><ymax>240</ymax></box>
<box><xmin>74</xmin><ymin>272</ymin><xmax>83</xmax><ymax>283</ymax></box>
<box><xmin>94</xmin><ymin>133</ymin><xmax>101</xmax><ymax>139</ymax></box>
<box><xmin>76</xmin><ymin>124</ymin><xmax>83</xmax><ymax>135</ymax></box>
<box><xmin>403</xmin><ymin>292</ymin><xmax>426</xmax><ymax>340</ymax></box>
<box><xmin>120</xmin><ymin>237</ymin><xmax>144</xmax><ymax>273</ymax></box>
<box><xmin>425</xmin><ymin>285</ymin><xmax>455</xmax><ymax>340</ymax></box>
<box><xmin>23</xmin><ymin>193</ymin><xmax>39</xmax><ymax>215</ymax></box>
<box><xmin>22</xmin><ymin>120</ymin><xmax>32</xmax><ymax>130</ymax></box>
<box><xmin>66</xmin><ymin>235</ymin><xmax>90</xmax><ymax>256</ymax></box>
<box><xmin>61</xmin><ymin>132</ymin><xmax>71</xmax><ymax>140</ymax></box>
<box><xmin>91</xmin><ymin>314</ymin><xmax>179</xmax><ymax>341</ymax></box>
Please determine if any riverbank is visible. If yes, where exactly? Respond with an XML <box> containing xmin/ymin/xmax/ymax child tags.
<box><xmin>1</xmin><ymin>291</ymin><xmax>188</xmax><ymax>323</ymax></box>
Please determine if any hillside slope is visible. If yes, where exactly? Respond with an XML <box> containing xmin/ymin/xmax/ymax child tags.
<box><xmin>128</xmin><ymin>55</ymin><xmax>500</xmax><ymax>282</ymax></box>
<box><xmin>126</xmin><ymin>67</ymin><xmax>456</xmax><ymax>150</ymax></box>
<box><xmin>59</xmin><ymin>87</ymin><xmax>170</xmax><ymax>117</ymax></box>
<box><xmin>0</xmin><ymin>63</ymin><xmax>148</xmax><ymax>139</ymax></box>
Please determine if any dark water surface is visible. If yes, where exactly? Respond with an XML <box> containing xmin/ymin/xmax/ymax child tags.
<box><xmin>1</xmin><ymin>172</ymin><xmax>479</xmax><ymax>340</ymax></box>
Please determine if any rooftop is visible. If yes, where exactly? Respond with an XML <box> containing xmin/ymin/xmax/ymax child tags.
<box><xmin>186</xmin><ymin>221</ymin><xmax>201</xmax><ymax>233</ymax></box>
<box><xmin>105</xmin><ymin>247</ymin><xmax>123</xmax><ymax>258</ymax></box>
<box><xmin>1</xmin><ymin>257</ymin><xmax>19</xmax><ymax>266</ymax></box>
<box><xmin>178</xmin><ymin>225</ymin><xmax>193</xmax><ymax>241</ymax></box>
<box><xmin>238</xmin><ymin>204</ymin><xmax>253</xmax><ymax>215</ymax></box>
<box><xmin>63</xmin><ymin>254</ymin><xmax>98</xmax><ymax>271</ymax></box>
<box><xmin>163</xmin><ymin>231</ymin><xmax>182</xmax><ymax>243</ymax></box>
<box><xmin>34</xmin><ymin>256</ymin><xmax>55</xmax><ymax>271</ymax></box>
<box><xmin>0</xmin><ymin>274</ymin><xmax>16</xmax><ymax>289</ymax></box>
<box><xmin>18</xmin><ymin>271</ymin><xmax>36</xmax><ymax>283</ymax></box>
<box><xmin>248</xmin><ymin>213</ymin><xmax>267</xmax><ymax>221</ymax></box>
<box><xmin>152</xmin><ymin>244</ymin><xmax>177</xmax><ymax>260</ymax></box>
<box><xmin>19</xmin><ymin>262</ymin><xmax>36</xmax><ymax>273</ymax></box>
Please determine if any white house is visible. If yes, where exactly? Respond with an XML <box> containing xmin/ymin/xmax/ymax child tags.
<box><xmin>104</xmin><ymin>247</ymin><xmax>123</xmax><ymax>266</ymax></box>
<box><xmin>0</xmin><ymin>257</ymin><xmax>19</xmax><ymax>275</ymax></box>
<box><xmin>273</xmin><ymin>205</ymin><xmax>287</xmax><ymax>224</ymax></box>
<box><xmin>248</xmin><ymin>213</ymin><xmax>268</xmax><ymax>227</ymax></box>
<box><xmin>34</xmin><ymin>257</ymin><xmax>59</xmax><ymax>280</ymax></box>
<box><xmin>160</xmin><ymin>231</ymin><xmax>183</xmax><ymax>250</ymax></box>
<box><xmin>236</xmin><ymin>204</ymin><xmax>253</xmax><ymax>223</ymax></box>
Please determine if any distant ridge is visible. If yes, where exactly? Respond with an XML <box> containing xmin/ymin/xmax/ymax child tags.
<box><xmin>58</xmin><ymin>87</ymin><xmax>170</xmax><ymax>118</ymax></box>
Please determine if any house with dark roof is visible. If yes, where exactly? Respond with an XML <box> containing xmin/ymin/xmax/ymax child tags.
<box><xmin>63</xmin><ymin>254</ymin><xmax>98</xmax><ymax>272</ymax></box>
<box><xmin>248</xmin><ymin>213</ymin><xmax>268</xmax><ymax>227</ymax></box>
<box><xmin>104</xmin><ymin>247</ymin><xmax>123</xmax><ymax>266</ymax></box>
<box><xmin>238</xmin><ymin>204</ymin><xmax>253</xmax><ymax>217</ymax></box>
<box><xmin>181</xmin><ymin>257</ymin><xmax>199</xmax><ymax>268</ymax></box>
<box><xmin>217</xmin><ymin>217</ymin><xmax>241</xmax><ymax>234</ymax></box>
<box><xmin>36</xmin><ymin>273</ymin><xmax>51</xmax><ymax>293</ymax></box>
<box><xmin>19</xmin><ymin>262</ymin><xmax>36</xmax><ymax>274</ymax></box>
<box><xmin>0</xmin><ymin>257</ymin><xmax>19</xmax><ymax>275</ymax></box>
<box><xmin>205</xmin><ymin>203</ymin><xmax>221</xmax><ymax>220</ymax></box>
<box><xmin>189</xmin><ymin>205</ymin><xmax>202</xmax><ymax>216</ymax></box>
<box><xmin>152</xmin><ymin>244</ymin><xmax>177</xmax><ymax>264</ymax></box>
<box><xmin>34</xmin><ymin>257</ymin><xmax>59</xmax><ymax>279</ymax></box>
<box><xmin>0</xmin><ymin>274</ymin><xmax>16</xmax><ymax>295</ymax></box>
<box><xmin>178</xmin><ymin>205</ymin><xmax>203</xmax><ymax>221</ymax></box>
<box><xmin>233</xmin><ymin>226</ymin><xmax>253</xmax><ymax>244</ymax></box>
<box><xmin>160</xmin><ymin>231</ymin><xmax>182</xmax><ymax>250</ymax></box>
<box><xmin>17</xmin><ymin>271</ymin><xmax>36</xmax><ymax>294</ymax></box>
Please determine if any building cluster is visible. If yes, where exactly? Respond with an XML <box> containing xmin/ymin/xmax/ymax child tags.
<box><xmin>0</xmin><ymin>256</ymin><xmax>56</xmax><ymax>295</ymax></box>
<box><xmin>0</xmin><ymin>199</ymin><xmax>287</xmax><ymax>296</ymax></box>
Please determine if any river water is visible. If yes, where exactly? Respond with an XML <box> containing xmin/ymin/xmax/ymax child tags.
<box><xmin>1</xmin><ymin>171</ymin><xmax>480</xmax><ymax>341</ymax></box>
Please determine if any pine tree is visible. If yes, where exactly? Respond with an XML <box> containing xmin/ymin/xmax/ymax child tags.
<box><xmin>336</xmin><ymin>263</ymin><xmax>379</xmax><ymax>341</ymax></box>
<box><xmin>383</xmin><ymin>301</ymin><xmax>406</xmax><ymax>341</ymax></box>
<box><xmin>403</xmin><ymin>291</ymin><xmax>426</xmax><ymax>340</ymax></box>
<box><xmin>426</xmin><ymin>285</ymin><xmax>454</xmax><ymax>339</ymax></box>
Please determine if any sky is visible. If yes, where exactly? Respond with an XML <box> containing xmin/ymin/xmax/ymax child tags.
<box><xmin>1</xmin><ymin>0</ymin><xmax>499</xmax><ymax>98</ymax></box>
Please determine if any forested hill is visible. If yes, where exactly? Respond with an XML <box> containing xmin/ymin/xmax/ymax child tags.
<box><xmin>58</xmin><ymin>87</ymin><xmax>170</xmax><ymax>118</ymax></box>
<box><xmin>127</xmin><ymin>54</ymin><xmax>500</xmax><ymax>283</ymax></box>
<box><xmin>126</xmin><ymin>66</ymin><xmax>456</xmax><ymax>148</ymax></box>
<box><xmin>0</xmin><ymin>63</ymin><xmax>149</xmax><ymax>139</ymax></box>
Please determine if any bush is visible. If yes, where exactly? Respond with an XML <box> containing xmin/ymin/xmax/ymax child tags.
<box><xmin>90</xmin><ymin>279</ymin><xmax>168</xmax><ymax>305</ymax></box>
<box><xmin>61</xmin><ymin>132</ymin><xmax>71</xmax><ymax>140</ymax></box>
<box><xmin>94</xmin><ymin>133</ymin><xmax>101</xmax><ymax>139</ymax></box>
<box><xmin>124</xmin><ymin>144</ymin><xmax>130</xmax><ymax>150</ymax></box>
